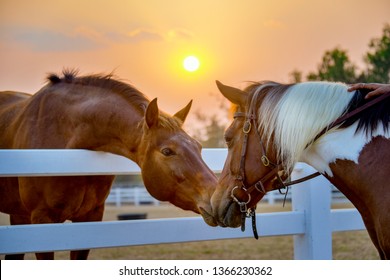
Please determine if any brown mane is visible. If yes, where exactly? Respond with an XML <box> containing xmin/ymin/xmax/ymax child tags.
<box><xmin>46</xmin><ymin>70</ymin><xmax>183</xmax><ymax>131</ymax></box>
<box><xmin>47</xmin><ymin>69</ymin><xmax>149</xmax><ymax>114</ymax></box>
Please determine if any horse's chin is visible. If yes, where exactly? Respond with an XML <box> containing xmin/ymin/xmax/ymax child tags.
<box><xmin>199</xmin><ymin>207</ymin><xmax>218</xmax><ymax>227</ymax></box>
<box><xmin>219</xmin><ymin>201</ymin><xmax>242</xmax><ymax>228</ymax></box>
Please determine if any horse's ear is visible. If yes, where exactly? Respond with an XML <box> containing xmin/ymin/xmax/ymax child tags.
<box><xmin>174</xmin><ymin>100</ymin><xmax>192</xmax><ymax>124</ymax></box>
<box><xmin>145</xmin><ymin>98</ymin><xmax>159</xmax><ymax>128</ymax></box>
<box><xmin>216</xmin><ymin>80</ymin><xmax>247</xmax><ymax>107</ymax></box>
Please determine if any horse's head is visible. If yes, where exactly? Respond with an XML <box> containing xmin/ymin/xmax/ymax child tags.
<box><xmin>138</xmin><ymin>98</ymin><xmax>218</xmax><ymax>226</ymax></box>
<box><xmin>211</xmin><ymin>81</ymin><xmax>288</xmax><ymax>228</ymax></box>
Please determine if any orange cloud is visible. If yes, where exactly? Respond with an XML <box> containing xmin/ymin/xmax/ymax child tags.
<box><xmin>167</xmin><ymin>28</ymin><xmax>194</xmax><ymax>41</ymax></box>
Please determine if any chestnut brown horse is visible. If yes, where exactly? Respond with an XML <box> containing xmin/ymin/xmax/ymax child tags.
<box><xmin>211</xmin><ymin>80</ymin><xmax>390</xmax><ymax>259</ymax></box>
<box><xmin>0</xmin><ymin>70</ymin><xmax>218</xmax><ymax>259</ymax></box>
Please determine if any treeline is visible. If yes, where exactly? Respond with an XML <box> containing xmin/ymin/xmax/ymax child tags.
<box><xmin>291</xmin><ymin>24</ymin><xmax>390</xmax><ymax>84</ymax></box>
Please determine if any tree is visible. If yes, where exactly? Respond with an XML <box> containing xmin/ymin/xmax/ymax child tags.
<box><xmin>191</xmin><ymin>94</ymin><xmax>230</xmax><ymax>148</ymax></box>
<box><xmin>289</xmin><ymin>69</ymin><xmax>303</xmax><ymax>83</ymax></box>
<box><xmin>196</xmin><ymin>114</ymin><xmax>226</xmax><ymax>148</ymax></box>
<box><xmin>362</xmin><ymin>24</ymin><xmax>390</xmax><ymax>83</ymax></box>
<box><xmin>307</xmin><ymin>47</ymin><xmax>358</xmax><ymax>83</ymax></box>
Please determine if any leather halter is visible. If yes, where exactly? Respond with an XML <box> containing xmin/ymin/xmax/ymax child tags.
<box><xmin>231</xmin><ymin>91</ymin><xmax>285</xmax><ymax>213</ymax></box>
<box><xmin>230</xmin><ymin>90</ymin><xmax>287</xmax><ymax>238</ymax></box>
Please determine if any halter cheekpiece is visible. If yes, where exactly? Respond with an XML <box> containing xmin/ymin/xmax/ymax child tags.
<box><xmin>231</xmin><ymin>90</ymin><xmax>290</xmax><ymax>239</ymax></box>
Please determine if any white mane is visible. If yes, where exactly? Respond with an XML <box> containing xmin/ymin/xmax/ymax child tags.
<box><xmin>257</xmin><ymin>81</ymin><xmax>354</xmax><ymax>173</ymax></box>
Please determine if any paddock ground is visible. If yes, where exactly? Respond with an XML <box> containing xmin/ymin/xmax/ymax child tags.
<box><xmin>0</xmin><ymin>202</ymin><xmax>379</xmax><ymax>260</ymax></box>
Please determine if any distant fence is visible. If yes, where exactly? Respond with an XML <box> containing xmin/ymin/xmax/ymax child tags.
<box><xmin>106</xmin><ymin>184</ymin><xmax>348</xmax><ymax>207</ymax></box>
<box><xmin>106</xmin><ymin>186</ymin><xmax>160</xmax><ymax>206</ymax></box>
<box><xmin>0</xmin><ymin>149</ymin><xmax>365</xmax><ymax>259</ymax></box>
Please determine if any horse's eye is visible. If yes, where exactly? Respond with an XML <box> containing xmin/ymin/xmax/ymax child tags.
<box><xmin>224</xmin><ymin>135</ymin><xmax>233</xmax><ymax>148</ymax></box>
<box><xmin>161</xmin><ymin>148</ymin><xmax>175</xmax><ymax>156</ymax></box>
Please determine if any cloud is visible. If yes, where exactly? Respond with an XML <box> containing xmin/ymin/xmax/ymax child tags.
<box><xmin>72</xmin><ymin>26</ymin><xmax>105</xmax><ymax>42</ymax></box>
<box><xmin>0</xmin><ymin>25</ymin><xmax>193</xmax><ymax>52</ymax></box>
<box><xmin>1</xmin><ymin>26</ymin><xmax>105</xmax><ymax>52</ymax></box>
<box><xmin>108</xmin><ymin>28</ymin><xmax>164</xmax><ymax>43</ymax></box>
<box><xmin>167</xmin><ymin>28</ymin><xmax>194</xmax><ymax>41</ymax></box>
<box><xmin>107</xmin><ymin>27</ymin><xmax>194</xmax><ymax>43</ymax></box>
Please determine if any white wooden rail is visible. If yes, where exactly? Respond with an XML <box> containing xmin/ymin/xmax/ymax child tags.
<box><xmin>106</xmin><ymin>181</ymin><xmax>347</xmax><ymax>206</ymax></box>
<box><xmin>106</xmin><ymin>186</ymin><xmax>161</xmax><ymax>206</ymax></box>
<box><xmin>0</xmin><ymin>149</ymin><xmax>365</xmax><ymax>259</ymax></box>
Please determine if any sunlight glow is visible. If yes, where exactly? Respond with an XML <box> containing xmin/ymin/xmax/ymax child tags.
<box><xmin>183</xmin><ymin>56</ymin><xmax>200</xmax><ymax>72</ymax></box>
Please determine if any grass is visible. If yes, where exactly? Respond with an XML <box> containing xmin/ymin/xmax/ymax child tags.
<box><xmin>0</xmin><ymin>202</ymin><xmax>379</xmax><ymax>260</ymax></box>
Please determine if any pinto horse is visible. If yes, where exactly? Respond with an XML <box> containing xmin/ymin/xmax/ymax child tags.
<box><xmin>211</xmin><ymin>80</ymin><xmax>390</xmax><ymax>259</ymax></box>
<box><xmin>0</xmin><ymin>70</ymin><xmax>217</xmax><ymax>259</ymax></box>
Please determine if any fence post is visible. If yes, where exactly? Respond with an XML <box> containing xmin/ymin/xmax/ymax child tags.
<box><xmin>291</xmin><ymin>163</ymin><xmax>332</xmax><ymax>260</ymax></box>
<box><xmin>266</xmin><ymin>191</ymin><xmax>276</xmax><ymax>205</ymax></box>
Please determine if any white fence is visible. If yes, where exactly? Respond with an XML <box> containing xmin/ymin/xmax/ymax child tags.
<box><xmin>106</xmin><ymin>186</ymin><xmax>160</xmax><ymax>206</ymax></box>
<box><xmin>106</xmin><ymin>183</ymin><xmax>348</xmax><ymax>207</ymax></box>
<box><xmin>0</xmin><ymin>149</ymin><xmax>365</xmax><ymax>259</ymax></box>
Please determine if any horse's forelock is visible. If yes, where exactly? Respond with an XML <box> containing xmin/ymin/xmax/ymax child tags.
<box><xmin>159</xmin><ymin>113</ymin><xmax>183</xmax><ymax>130</ymax></box>
<box><xmin>140</xmin><ymin>113</ymin><xmax>183</xmax><ymax>132</ymax></box>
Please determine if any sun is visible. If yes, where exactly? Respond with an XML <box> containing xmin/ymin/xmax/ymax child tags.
<box><xmin>183</xmin><ymin>56</ymin><xmax>200</xmax><ymax>72</ymax></box>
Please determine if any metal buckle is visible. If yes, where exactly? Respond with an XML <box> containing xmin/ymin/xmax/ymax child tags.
<box><xmin>261</xmin><ymin>155</ymin><xmax>270</xmax><ymax>167</ymax></box>
<box><xmin>243</xmin><ymin>121</ymin><xmax>251</xmax><ymax>133</ymax></box>
<box><xmin>238</xmin><ymin>202</ymin><xmax>248</xmax><ymax>213</ymax></box>
<box><xmin>254</xmin><ymin>181</ymin><xmax>266</xmax><ymax>193</ymax></box>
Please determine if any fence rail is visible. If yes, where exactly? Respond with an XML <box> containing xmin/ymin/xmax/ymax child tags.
<box><xmin>0</xmin><ymin>149</ymin><xmax>365</xmax><ymax>259</ymax></box>
<box><xmin>106</xmin><ymin>184</ymin><xmax>347</xmax><ymax>206</ymax></box>
<box><xmin>106</xmin><ymin>186</ymin><xmax>160</xmax><ymax>206</ymax></box>
<box><xmin>106</xmin><ymin>184</ymin><xmax>348</xmax><ymax>207</ymax></box>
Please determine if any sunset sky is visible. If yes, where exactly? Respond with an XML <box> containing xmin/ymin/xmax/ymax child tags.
<box><xmin>0</xmin><ymin>0</ymin><xmax>389</xmax><ymax>128</ymax></box>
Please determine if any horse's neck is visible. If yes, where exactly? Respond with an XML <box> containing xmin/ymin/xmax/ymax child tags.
<box><xmin>66</xmin><ymin>106</ymin><xmax>145</xmax><ymax>163</ymax></box>
<box><xmin>303</xmin><ymin>125</ymin><xmax>390</xmax><ymax>215</ymax></box>
<box><xmin>323</xmin><ymin>137</ymin><xmax>390</xmax><ymax>218</ymax></box>
<box><xmin>301</xmin><ymin>123</ymin><xmax>379</xmax><ymax>177</ymax></box>
<box><xmin>12</xmin><ymin>91</ymin><xmax>146</xmax><ymax>163</ymax></box>
<box><xmin>0</xmin><ymin>92</ymin><xmax>30</xmax><ymax>148</ymax></box>
<box><xmin>301</xmin><ymin>121</ymin><xmax>390</xmax><ymax>200</ymax></box>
